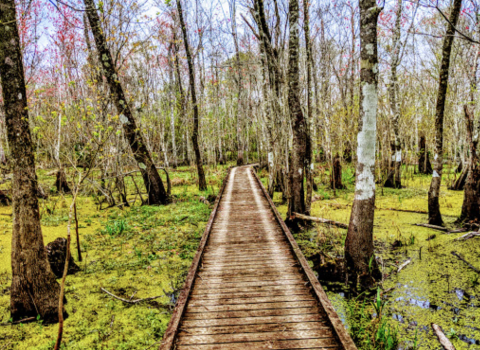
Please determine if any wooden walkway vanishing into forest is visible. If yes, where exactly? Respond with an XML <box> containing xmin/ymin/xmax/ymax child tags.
<box><xmin>160</xmin><ymin>166</ymin><xmax>357</xmax><ymax>350</ymax></box>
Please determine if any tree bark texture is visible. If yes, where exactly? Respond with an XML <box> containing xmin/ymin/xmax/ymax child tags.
<box><xmin>230</xmin><ymin>0</ymin><xmax>244</xmax><ymax>166</ymax></box>
<box><xmin>388</xmin><ymin>0</ymin><xmax>403</xmax><ymax>188</ymax></box>
<box><xmin>428</xmin><ymin>0</ymin><xmax>462</xmax><ymax>225</ymax></box>
<box><xmin>331</xmin><ymin>153</ymin><xmax>345</xmax><ymax>190</ymax></box>
<box><xmin>286</xmin><ymin>0</ymin><xmax>306</xmax><ymax>220</ymax></box>
<box><xmin>304</xmin><ymin>0</ymin><xmax>314</xmax><ymax>215</ymax></box>
<box><xmin>0</xmin><ymin>0</ymin><xmax>64</xmax><ymax>323</ymax></box>
<box><xmin>176</xmin><ymin>0</ymin><xmax>207</xmax><ymax>191</ymax></box>
<box><xmin>418</xmin><ymin>134</ymin><xmax>433</xmax><ymax>174</ymax></box>
<box><xmin>84</xmin><ymin>0</ymin><xmax>169</xmax><ymax>205</ymax></box>
<box><xmin>344</xmin><ymin>0</ymin><xmax>382</xmax><ymax>285</ymax></box>
<box><xmin>460</xmin><ymin>105</ymin><xmax>480</xmax><ymax>223</ymax></box>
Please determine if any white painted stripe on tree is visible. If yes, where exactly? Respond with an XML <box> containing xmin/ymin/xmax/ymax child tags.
<box><xmin>395</xmin><ymin>150</ymin><xmax>402</xmax><ymax>162</ymax></box>
<box><xmin>355</xmin><ymin>83</ymin><xmax>377</xmax><ymax>201</ymax></box>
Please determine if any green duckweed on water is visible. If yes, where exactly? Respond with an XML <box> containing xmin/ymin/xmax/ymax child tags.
<box><xmin>0</xmin><ymin>164</ymin><xmax>478</xmax><ymax>349</ymax></box>
<box><xmin>0</xmin><ymin>165</ymin><xmax>227</xmax><ymax>350</ymax></box>
<box><xmin>267</xmin><ymin>167</ymin><xmax>480</xmax><ymax>350</ymax></box>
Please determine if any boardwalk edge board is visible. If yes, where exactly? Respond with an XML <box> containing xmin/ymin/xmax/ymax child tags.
<box><xmin>160</xmin><ymin>167</ymin><xmax>232</xmax><ymax>350</ymax></box>
<box><xmin>250</xmin><ymin>167</ymin><xmax>358</xmax><ymax>350</ymax></box>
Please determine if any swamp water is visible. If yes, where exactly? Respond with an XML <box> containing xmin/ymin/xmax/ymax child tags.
<box><xmin>275</xmin><ymin>174</ymin><xmax>479</xmax><ymax>349</ymax></box>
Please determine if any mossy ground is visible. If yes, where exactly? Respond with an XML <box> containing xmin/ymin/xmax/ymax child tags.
<box><xmin>0</xmin><ymin>164</ymin><xmax>228</xmax><ymax>349</ymax></box>
<box><xmin>261</xmin><ymin>164</ymin><xmax>479</xmax><ymax>350</ymax></box>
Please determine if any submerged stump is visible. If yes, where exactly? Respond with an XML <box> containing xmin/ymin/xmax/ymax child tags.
<box><xmin>45</xmin><ymin>238</ymin><xmax>80</xmax><ymax>279</ymax></box>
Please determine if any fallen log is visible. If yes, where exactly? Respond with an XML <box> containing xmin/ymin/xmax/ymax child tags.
<box><xmin>451</xmin><ymin>251</ymin><xmax>480</xmax><ymax>273</ymax></box>
<box><xmin>455</xmin><ymin>231</ymin><xmax>480</xmax><ymax>241</ymax></box>
<box><xmin>448</xmin><ymin>229</ymin><xmax>468</xmax><ymax>234</ymax></box>
<box><xmin>379</xmin><ymin>207</ymin><xmax>457</xmax><ymax>218</ymax></box>
<box><xmin>384</xmin><ymin>208</ymin><xmax>427</xmax><ymax>214</ymax></box>
<box><xmin>431</xmin><ymin>323</ymin><xmax>456</xmax><ymax>350</ymax></box>
<box><xmin>412</xmin><ymin>223</ymin><xmax>448</xmax><ymax>232</ymax></box>
<box><xmin>292</xmin><ymin>212</ymin><xmax>348</xmax><ymax>229</ymax></box>
<box><xmin>101</xmin><ymin>288</ymin><xmax>162</xmax><ymax>304</ymax></box>
<box><xmin>0</xmin><ymin>317</ymin><xmax>36</xmax><ymax>326</ymax></box>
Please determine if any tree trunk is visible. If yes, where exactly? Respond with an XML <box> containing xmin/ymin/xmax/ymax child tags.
<box><xmin>460</xmin><ymin>105</ymin><xmax>480</xmax><ymax>223</ymax></box>
<box><xmin>84</xmin><ymin>0</ymin><xmax>169</xmax><ymax>205</ymax></box>
<box><xmin>286</xmin><ymin>0</ymin><xmax>306</xmax><ymax>227</ymax></box>
<box><xmin>0</xmin><ymin>0</ymin><xmax>64</xmax><ymax>323</ymax></box>
<box><xmin>304</xmin><ymin>0</ymin><xmax>314</xmax><ymax>215</ymax></box>
<box><xmin>229</xmin><ymin>0</ymin><xmax>244</xmax><ymax>166</ymax></box>
<box><xmin>388</xmin><ymin>0</ymin><xmax>403</xmax><ymax>189</ymax></box>
<box><xmin>331</xmin><ymin>153</ymin><xmax>345</xmax><ymax>190</ymax></box>
<box><xmin>418</xmin><ymin>134</ymin><xmax>433</xmax><ymax>174</ymax></box>
<box><xmin>344</xmin><ymin>0</ymin><xmax>382</xmax><ymax>287</ymax></box>
<box><xmin>55</xmin><ymin>170</ymin><xmax>71</xmax><ymax>194</ymax></box>
<box><xmin>176</xmin><ymin>0</ymin><xmax>207</xmax><ymax>191</ymax></box>
<box><xmin>428</xmin><ymin>0</ymin><xmax>462</xmax><ymax>226</ymax></box>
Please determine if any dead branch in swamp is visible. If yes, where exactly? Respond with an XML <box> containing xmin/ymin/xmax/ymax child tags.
<box><xmin>381</xmin><ymin>207</ymin><xmax>457</xmax><ymax>217</ymax></box>
<box><xmin>101</xmin><ymin>288</ymin><xmax>162</xmax><ymax>304</ymax></box>
<box><xmin>397</xmin><ymin>259</ymin><xmax>411</xmax><ymax>273</ymax></box>
<box><xmin>455</xmin><ymin>231</ymin><xmax>480</xmax><ymax>241</ymax></box>
<box><xmin>451</xmin><ymin>251</ymin><xmax>480</xmax><ymax>273</ymax></box>
<box><xmin>412</xmin><ymin>223</ymin><xmax>448</xmax><ymax>232</ymax></box>
<box><xmin>431</xmin><ymin>323</ymin><xmax>456</xmax><ymax>350</ymax></box>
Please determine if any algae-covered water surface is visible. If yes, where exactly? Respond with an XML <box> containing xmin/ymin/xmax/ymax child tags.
<box><xmin>270</xmin><ymin>169</ymin><xmax>480</xmax><ymax>350</ymax></box>
<box><xmin>0</xmin><ymin>164</ymin><xmax>478</xmax><ymax>349</ymax></box>
<box><xmin>0</xmin><ymin>165</ymin><xmax>227</xmax><ymax>349</ymax></box>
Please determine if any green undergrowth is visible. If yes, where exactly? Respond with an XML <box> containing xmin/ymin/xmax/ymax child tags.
<box><xmin>262</xmin><ymin>163</ymin><xmax>479</xmax><ymax>350</ymax></box>
<box><xmin>0</xmin><ymin>164</ymin><xmax>229</xmax><ymax>349</ymax></box>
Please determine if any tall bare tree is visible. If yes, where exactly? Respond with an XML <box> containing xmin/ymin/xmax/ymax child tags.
<box><xmin>428</xmin><ymin>0</ymin><xmax>463</xmax><ymax>225</ymax></box>
<box><xmin>344</xmin><ymin>0</ymin><xmax>382</xmax><ymax>286</ymax></box>
<box><xmin>304</xmin><ymin>0</ymin><xmax>314</xmax><ymax>214</ymax></box>
<box><xmin>176</xmin><ymin>0</ymin><xmax>207</xmax><ymax>191</ymax></box>
<box><xmin>0</xmin><ymin>0</ymin><xmax>64</xmax><ymax>323</ymax></box>
<box><xmin>84</xmin><ymin>0</ymin><xmax>169</xmax><ymax>205</ymax></box>
<box><xmin>286</xmin><ymin>0</ymin><xmax>306</xmax><ymax>225</ymax></box>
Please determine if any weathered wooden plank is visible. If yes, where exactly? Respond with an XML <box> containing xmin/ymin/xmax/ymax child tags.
<box><xmin>189</xmin><ymin>289</ymin><xmax>313</xmax><ymax>301</ymax></box>
<box><xmin>186</xmin><ymin>301</ymin><xmax>317</xmax><ymax>313</ymax></box>
<box><xmin>190</xmin><ymin>285</ymin><xmax>311</xmax><ymax>298</ymax></box>
<box><xmin>192</xmin><ymin>282</ymin><xmax>307</xmax><ymax>295</ymax></box>
<box><xmin>180</xmin><ymin>314</ymin><xmax>326</xmax><ymax>328</ymax></box>
<box><xmin>175</xmin><ymin>338</ymin><xmax>339</xmax><ymax>350</ymax></box>
<box><xmin>201</xmin><ymin>254</ymin><xmax>295</xmax><ymax>263</ymax></box>
<box><xmin>188</xmin><ymin>294</ymin><xmax>316</xmax><ymax>307</ymax></box>
<box><xmin>197</xmin><ymin>267</ymin><xmax>301</xmax><ymax>278</ymax></box>
<box><xmin>183</xmin><ymin>307</ymin><xmax>320</xmax><ymax>320</ymax></box>
<box><xmin>178</xmin><ymin>321</ymin><xmax>329</xmax><ymax>336</ymax></box>
<box><xmin>199</xmin><ymin>261</ymin><xmax>300</xmax><ymax>273</ymax></box>
<box><xmin>202</xmin><ymin>249</ymin><xmax>293</xmax><ymax>257</ymax></box>
<box><xmin>177</xmin><ymin>329</ymin><xmax>335</xmax><ymax>345</ymax></box>
<box><xmin>201</xmin><ymin>256</ymin><xmax>293</xmax><ymax>265</ymax></box>
<box><xmin>193</xmin><ymin>274</ymin><xmax>302</xmax><ymax>285</ymax></box>
<box><xmin>194</xmin><ymin>277</ymin><xmax>305</xmax><ymax>289</ymax></box>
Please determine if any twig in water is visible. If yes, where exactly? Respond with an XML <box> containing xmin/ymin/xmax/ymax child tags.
<box><xmin>397</xmin><ymin>259</ymin><xmax>411</xmax><ymax>273</ymax></box>
<box><xmin>413</xmin><ymin>223</ymin><xmax>448</xmax><ymax>232</ymax></box>
<box><xmin>101</xmin><ymin>288</ymin><xmax>162</xmax><ymax>304</ymax></box>
<box><xmin>455</xmin><ymin>232</ymin><xmax>480</xmax><ymax>241</ymax></box>
<box><xmin>431</xmin><ymin>323</ymin><xmax>456</xmax><ymax>350</ymax></box>
<box><xmin>451</xmin><ymin>251</ymin><xmax>480</xmax><ymax>273</ymax></box>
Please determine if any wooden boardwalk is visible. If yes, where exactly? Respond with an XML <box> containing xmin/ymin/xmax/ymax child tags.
<box><xmin>160</xmin><ymin>166</ymin><xmax>357</xmax><ymax>350</ymax></box>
